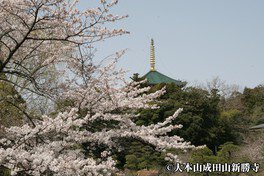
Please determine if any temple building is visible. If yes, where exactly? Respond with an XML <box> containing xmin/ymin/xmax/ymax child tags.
<box><xmin>143</xmin><ymin>39</ymin><xmax>186</xmax><ymax>86</ymax></box>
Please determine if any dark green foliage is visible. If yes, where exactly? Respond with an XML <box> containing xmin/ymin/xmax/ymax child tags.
<box><xmin>123</xmin><ymin>140</ymin><xmax>166</xmax><ymax>170</ymax></box>
<box><xmin>0</xmin><ymin>76</ymin><xmax>25</xmax><ymax>137</ymax></box>
<box><xmin>190</xmin><ymin>147</ymin><xmax>217</xmax><ymax>164</ymax></box>
<box><xmin>217</xmin><ymin>142</ymin><xmax>240</xmax><ymax>162</ymax></box>
<box><xmin>0</xmin><ymin>166</ymin><xmax>10</xmax><ymax>176</ymax></box>
<box><xmin>100</xmin><ymin>138</ymin><xmax>167</xmax><ymax>170</ymax></box>
<box><xmin>130</xmin><ymin>73</ymin><xmax>144</xmax><ymax>82</ymax></box>
<box><xmin>120</xmin><ymin>76</ymin><xmax>248</xmax><ymax>170</ymax></box>
<box><xmin>135</xmin><ymin>83</ymin><xmax>240</xmax><ymax>154</ymax></box>
<box><xmin>243</xmin><ymin>85</ymin><xmax>264</xmax><ymax>112</ymax></box>
<box><xmin>190</xmin><ymin>143</ymin><xmax>252</xmax><ymax>176</ymax></box>
<box><xmin>242</xmin><ymin>85</ymin><xmax>264</xmax><ymax>125</ymax></box>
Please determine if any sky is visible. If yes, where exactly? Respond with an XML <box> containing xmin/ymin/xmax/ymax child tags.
<box><xmin>79</xmin><ymin>0</ymin><xmax>264</xmax><ymax>88</ymax></box>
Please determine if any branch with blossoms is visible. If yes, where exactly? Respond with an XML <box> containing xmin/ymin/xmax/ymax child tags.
<box><xmin>0</xmin><ymin>0</ymin><xmax>130</xmax><ymax>127</ymax></box>
<box><xmin>0</xmin><ymin>108</ymin><xmax>194</xmax><ymax>175</ymax></box>
<box><xmin>0</xmin><ymin>0</ymin><xmax>128</xmax><ymax>102</ymax></box>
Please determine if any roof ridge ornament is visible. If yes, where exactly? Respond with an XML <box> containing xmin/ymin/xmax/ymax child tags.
<box><xmin>150</xmin><ymin>38</ymin><xmax>156</xmax><ymax>71</ymax></box>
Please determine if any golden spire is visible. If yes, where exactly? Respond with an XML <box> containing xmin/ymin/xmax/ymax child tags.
<box><xmin>150</xmin><ymin>38</ymin><xmax>156</xmax><ymax>71</ymax></box>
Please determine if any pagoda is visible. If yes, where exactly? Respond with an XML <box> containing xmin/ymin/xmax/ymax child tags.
<box><xmin>143</xmin><ymin>39</ymin><xmax>186</xmax><ymax>86</ymax></box>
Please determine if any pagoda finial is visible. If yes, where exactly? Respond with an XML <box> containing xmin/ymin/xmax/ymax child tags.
<box><xmin>150</xmin><ymin>38</ymin><xmax>155</xmax><ymax>71</ymax></box>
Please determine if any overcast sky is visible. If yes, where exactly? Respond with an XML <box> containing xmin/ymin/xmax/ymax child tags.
<box><xmin>80</xmin><ymin>0</ymin><xmax>264</xmax><ymax>88</ymax></box>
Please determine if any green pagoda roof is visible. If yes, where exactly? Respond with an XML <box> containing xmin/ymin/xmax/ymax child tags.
<box><xmin>142</xmin><ymin>38</ymin><xmax>186</xmax><ymax>86</ymax></box>
<box><xmin>143</xmin><ymin>70</ymin><xmax>186</xmax><ymax>86</ymax></box>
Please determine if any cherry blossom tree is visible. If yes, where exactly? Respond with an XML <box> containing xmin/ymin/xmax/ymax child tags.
<box><xmin>0</xmin><ymin>0</ymin><xmax>194</xmax><ymax>175</ymax></box>
<box><xmin>0</xmin><ymin>0</ymin><xmax>131</xmax><ymax>126</ymax></box>
<box><xmin>0</xmin><ymin>0</ymin><xmax>128</xmax><ymax>111</ymax></box>
<box><xmin>0</xmin><ymin>55</ymin><xmax>194</xmax><ymax>175</ymax></box>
